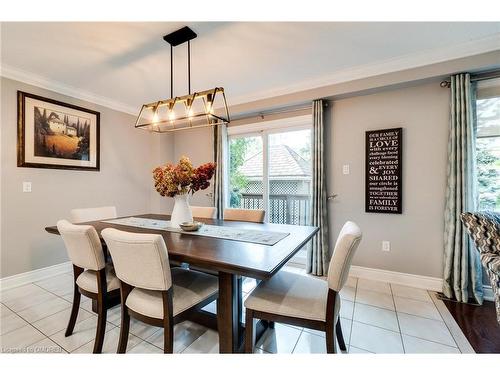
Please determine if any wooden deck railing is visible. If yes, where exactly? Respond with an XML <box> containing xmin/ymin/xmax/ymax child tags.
<box><xmin>238</xmin><ymin>193</ymin><xmax>311</xmax><ymax>225</ymax></box>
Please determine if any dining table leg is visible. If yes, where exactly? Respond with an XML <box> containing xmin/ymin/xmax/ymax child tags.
<box><xmin>217</xmin><ymin>272</ymin><xmax>242</xmax><ymax>353</ymax></box>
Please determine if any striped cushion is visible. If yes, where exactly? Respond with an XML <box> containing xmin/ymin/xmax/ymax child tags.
<box><xmin>481</xmin><ymin>253</ymin><xmax>500</xmax><ymax>274</ymax></box>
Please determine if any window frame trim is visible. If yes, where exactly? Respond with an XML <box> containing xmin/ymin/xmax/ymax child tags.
<box><xmin>225</xmin><ymin>115</ymin><xmax>313</xmax><ymax>224</ymax></box>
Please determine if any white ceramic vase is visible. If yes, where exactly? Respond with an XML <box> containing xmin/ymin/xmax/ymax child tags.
<box><xmin>170</xmin><ymin>193</ymin><xmax>193</xmax><ymax>228</ymax></box>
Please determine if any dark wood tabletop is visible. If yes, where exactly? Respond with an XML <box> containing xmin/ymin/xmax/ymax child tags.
<box><xmin>45</xmin><ymin>213</ymin><xmax>318</xmax><ymax>280</ymax></box>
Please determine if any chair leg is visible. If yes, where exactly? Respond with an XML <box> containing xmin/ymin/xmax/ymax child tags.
<box><xmin>244</xmin><ymin>309</ymin><xmax>255</xmax><ymax>353</ymax></box>
<box><xmin>65</xmin><ymin>284</ymin><xmax>81</xmax><ymax>337</ymax></box>
<box><xmin>163</xmin><ymin>289</ymin><xmax>174</xmax><ymax>354</ymax></box>
<box><xmin>163</xmin><ymin>315</ymin><xmax>174</xmax><ymax>353</ymax></box>
<box><xmin>93</xmin><ymin>297</ymin><xmax>107</xmax><ymax>354</ymax></box>
<box><xmin>118</xmin><ymin>281</ymin><xmax>133</xmax><ymax>354</ymax></box>
<box><xmin>325</xmin><ymin>321</ymin><xmax>338</xmax><ymax>354</ymax></box>
<box><xmin>336</xmin><ymin>319</ymin><xmax>347</xmax><ymax>352</ymax></box>
<box><xmin>117</xmin><ymin>306</ymin><xmax>130</xmax><ymax>353</ymax></box>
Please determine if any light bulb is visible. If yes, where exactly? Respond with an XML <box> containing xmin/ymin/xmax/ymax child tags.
<box><xmin>187</xmin><ymin>108</ymin><xmax>194</xmax><ymax>118</ymax></box>
<box><xmin>152</xmin><ymin>112</ymin><xmax>159</xmax><ymax>123</ymax></box>
<box><xmin>168</xmin><ymin>111</ymin><xmax>175</xmax><ymax>121</ymax></box>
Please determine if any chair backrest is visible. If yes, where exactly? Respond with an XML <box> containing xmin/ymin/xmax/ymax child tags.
<box><xmin>327</xmin><ymin>221</ymin><xmax>362</xmax><ymax>292</ymax></box>
<box><xmin>191</xmin><ymin>206</ymin><xmax>217</xmax><ymax>219</ymax></box>
<box><xmin>70</xmin><ymin>206</ymin><xmax>117</xmax><ymax>223</ymax></box>
<box><xmin>223</xmin><ymin>208</ymin><xmax>265</xmax><ymax>223</ymax></box>
<box><xmin>57</xmin><ymin>219</ymin><xmax>105</xmax><ymax>271</ymax></box>
<box><xmin>102</xmin><ymin>228</ymin><xmax>172</xmax><ymax>291</ymax></box>
<box><xmin>461</xmin><ymin>211</ymin><xmax>500</xmax><ymax>256</ymax></box>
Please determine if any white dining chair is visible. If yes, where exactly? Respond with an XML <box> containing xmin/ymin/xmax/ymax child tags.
<box><xmin>102</xmin><ymin>228</ymin><xmax>219</xmax><ymax>353</ymax></box>
<box><xmin>223</xmin><ymin>208</ymin><xmax>265</xmax><ymax>223</ymax></box>
<box><xmin>57</xmin><ymin>219</ymin><xmax>120</xmax><ymax>353</ymax></box>
<box><xmin>244</xmin><ymin>221</ymin><xmax>362</xmax><ymax>354</ymax></box>
<box><xmin>190</xmin><ymin>206</ymin><xmax>217</xmax><ymax>219</ymax></box>
<box><xmin>70</xmin><ymin>206</ymin><xmax>117</xmax><ymax>223</ymax></box>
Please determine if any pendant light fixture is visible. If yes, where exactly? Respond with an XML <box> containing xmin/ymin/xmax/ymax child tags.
<box><xmin>135</xmin><ymin>26</ymin><xmax>230</xmax><ymax>132</ymax></box>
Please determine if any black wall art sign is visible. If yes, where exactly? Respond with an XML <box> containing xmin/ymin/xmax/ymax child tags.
<box><xmin>365</xmin><ymin>127</ymin><xmax>403</xmax><ymax>214</ymax></box>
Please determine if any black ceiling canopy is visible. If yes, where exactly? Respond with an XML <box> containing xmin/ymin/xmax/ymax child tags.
<box><xmin>163</xmin><ymin>26</ymin><xmax>197</xmax><ymax>46</ymax></box>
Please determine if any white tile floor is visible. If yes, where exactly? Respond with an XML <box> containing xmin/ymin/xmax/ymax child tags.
<box><xmin>0</xmin><ymin>266</ymin><xmax>469</xmax><ymax>354</ymax></box>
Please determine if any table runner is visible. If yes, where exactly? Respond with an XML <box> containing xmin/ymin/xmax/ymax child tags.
<box><xmin>102</xmin><ymin>217</ymin><xmax>289</xmax><ymax>246</ymax></box>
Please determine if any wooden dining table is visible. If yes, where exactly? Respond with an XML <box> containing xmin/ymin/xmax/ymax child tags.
<box><xmin>45</xmin><ymin>213</ymin><xmax>318</xmax><ymax>353</ymax></box>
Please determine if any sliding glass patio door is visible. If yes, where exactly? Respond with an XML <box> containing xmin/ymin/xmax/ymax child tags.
<box><xmin>227</xmin><ymin>118</ymin><xmax>312</xmax><ymax>264</ymax></box>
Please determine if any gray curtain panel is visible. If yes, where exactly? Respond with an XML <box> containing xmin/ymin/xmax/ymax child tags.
<box><xmin>307</xmin><ymin>99</ymin><xmax>330</xmax><ymax>276</ymax></box>
<box><xmin>443</xmin><ymin>73</ymin><xmax>484</xmax><ymax>304</ymax></box>
<box><xmin>213</xmin><ymin>124</ymin><xmax>227</xmax><ymax>220</ymax></box>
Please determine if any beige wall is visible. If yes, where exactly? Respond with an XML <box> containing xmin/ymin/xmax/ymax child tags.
<box><xmin>329</xmin><ymin>82</ymin><xmax>449</xmax><ymax>278</ymax></box>
<box><xmin>173</xmin><ymin>81</ymin><xmax>450</xmax><ymax>279</ymax></box>
<box><xmin>0</xmin><ymin>77</ymin><xmax>173</xmax><ymax>277</ymax></box>
<box><xmin>150</xmin><ymin>132</ymin><xmax>175</xmax><ymax>215</ymax></box>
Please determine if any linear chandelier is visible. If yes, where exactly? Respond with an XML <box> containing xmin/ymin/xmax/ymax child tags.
<box><xmin>135</xmin><ymin>26</ymin><xmax>230</xmax><ymax>133</ymax></box>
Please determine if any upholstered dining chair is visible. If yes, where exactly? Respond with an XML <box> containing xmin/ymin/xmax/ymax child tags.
<box><xmin>190</xmin><ymin>206</ymin><xmax>217</xmax><ymax>219</ymax></box>
<box><xmin>244</xmin><ymin>221</ymin><xmax>362</xmax><ymax>354</ymax></box>
<box><xmin>461</xmin><ymin>211</ymin><xmax>500</xmax><ymax>325</ymax></box>
<box><xmin>223</xmin><ymin>208</ymin><xmax>265</xmax><ymax>223</ymax></box>
<box><xmin>102</xmin><ymin>228</ymin><xmax>219</xmax><ymax>353</ymax></box>
<box><xmin>70</xmin><ymin>206</ymin><xmax>117</xmax><ymax>223</ymax></box>
<box><xmin>57</xmin><ymin>219</ymin><xmax>120</xmax><ymax>353</ymax></box>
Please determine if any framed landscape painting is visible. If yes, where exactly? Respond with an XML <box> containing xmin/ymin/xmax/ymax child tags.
<box><xmin>17</xmin><ymin>91</ymin><xmax>100</xmax><ymax>171</ymax></box>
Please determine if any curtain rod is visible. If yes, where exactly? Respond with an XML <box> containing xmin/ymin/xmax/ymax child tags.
<box><xmin>230</xmin><ymin>101</ymin><xmax>323</xmax><ymax>122</ymax></box>
<box><xmin>231</xmin><ymin>104</ymin><xmax>311</xmax><ymax>122</ymax></box>
<box><xmin>440</xmin><ymin>69</ymin><xmax>500</xmax><ymax>88</ymax></box>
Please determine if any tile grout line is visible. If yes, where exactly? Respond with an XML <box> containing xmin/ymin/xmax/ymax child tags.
<box><xmin>290</xmin><ymin>330</ymin><xmax>303</xmax><ymax>354</ymax></box>
<box><xmin>400</xmin><ymin>332</ymin><xmax>461</xmax><ymax>349</ymax></box>
<box><xmin>11</xmin><ymin>281</ymin><xmax>122</xmax><ymax>353</ymax></box>
<box><xmin>71</xmin><ymin>330</ymin><xmax>145</xmax><ymax>354</ymax></box>
<box><xmin>349</xmin><ymin>345</ymin><xmax>375</xmax><ymax>354</ymax></box>
<box><xmin>427</xmin><ymin>290</ymin><xmax>462</xmax><ymax>352</ymax></box>
<box><xmin>390</xmin><ymin>283</ymin><xmax>406</xmax><ymax>353</ymax></box>
<box><xmin>0</xmin><ymin>285</ymin><xmax>70</xmax><ymax>354</ymax></box>
<box><xmin>2</xmin><ymin>281</ymin><xmax>107</xmax><ymax>354</ymax></box>
<box><xmin>16</xmin><ymin>284</ymin><xmax>111</xmax><ymax>330</ymax></box>
<box><xmin>354</xmin><ymin>299</ymin><xmax>445</xmax><ymax>323</ymax></box>
<box><xmin>346</xmin><ymin>277</ymin><xmax>358</xmax><ymax>353</ymax></box>
<box><xmin>21</xmin><ymin>282</ymin><xmax>80</xmax><ymax>318</ymax></box>
<box><xmin>52</xmin><ymin>313</ymin><xmax>109</xmax><ymax>353</ymax></box>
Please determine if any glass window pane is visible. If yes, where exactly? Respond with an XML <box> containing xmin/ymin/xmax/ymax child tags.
<box><xmin>477</xmin><ymin>136</ymin><xmax>500</xmax><ymax>211</ymax></box>
<box><xmin>476</xmin><ymin>92</ymin><xmax>500</xmax><ymax>211</ymax></box>
<box><xmin>228</xmin><ymin>136</ymin><xmax>263</xmax><ymax>209</ymax></box>
<box><xmin>268</xmin><ymin>129</ymin><xmax>312</xmax><ymax>225</ymax></box>
<box><xmin>477</xmin><ymin>97</ymin><xmax>500</xmax><ymax>138</ymax></box>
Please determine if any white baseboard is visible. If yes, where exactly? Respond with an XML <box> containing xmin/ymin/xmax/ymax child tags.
<box><xmin>349</xmin><ymin>265</ymin><xmax>443</xmax><ymax>291</ymax></box>
<box><xmin>0</xmin><ymin>261</ymin><xmax>72</xmax><ymax>291</ymax></box>
<box><xmin>349</xmin><ymin>266</ymin><xmax>496</xmax><ymax>302</ymax></box>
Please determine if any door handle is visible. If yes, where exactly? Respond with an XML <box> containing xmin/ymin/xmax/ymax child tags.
<box><xmin>327</xmin><ymin>194</ymin><xmax>338</xmax><ymax>201</ymax></box>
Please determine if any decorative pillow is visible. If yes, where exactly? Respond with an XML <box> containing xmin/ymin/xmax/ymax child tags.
<box><xmin>461</xmin><ymin>211</ymin><xmax>500</xmax><ymax>256</ymax></box>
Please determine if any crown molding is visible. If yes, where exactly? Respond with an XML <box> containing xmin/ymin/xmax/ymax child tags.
<box><xmin>2</xmin><ymin>33</ymin><xmax>499</xmax><ymax>113</ymax></box>
<box><xmin>0</xmin><ymin>64</ymin><xmax>138</xmax><ymax>115</ymax></box>
<box><xmin>228</xmin><ymin>33</ymin><xmax>500</xmax><ymax>106</ymax></box>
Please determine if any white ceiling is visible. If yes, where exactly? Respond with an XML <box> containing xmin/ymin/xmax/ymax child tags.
<box><xmin>1</xmin><ymin>22</ymin><xmax>500</xmax><ymax>113</ymax></box>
